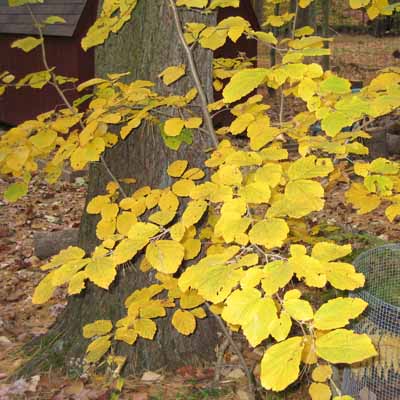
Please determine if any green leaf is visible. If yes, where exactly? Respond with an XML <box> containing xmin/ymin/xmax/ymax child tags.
<box><xmin>320</xmin><ymin>76</ymin><xmax>351</xmax><ymax>95</ymax></box>
<box><xmin>161</xmin><ymin>124</ymin><xmax>193</xmax><ymax>151</ymax></box>
<box><xmin>4</xmin><ymin>182</ymin><xmax>28</xmax><ymax>202</ymax></box>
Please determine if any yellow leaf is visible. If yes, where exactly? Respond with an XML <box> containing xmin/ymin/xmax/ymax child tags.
<box><xmin>184</xmin><ymin>117</ymin><xmax>202</xmax><ymax>129</ymax></box>
<box><xmin>112</xmin><ymin>238</ymin><xmax>140</xmax><ymax>265</ymax></box>
<box><xmin>325</xmin><ymin>262</ymin><xmax>365</xmax><ymax>291</ymax></box>
<box><xmin>159</xmin><ymin>190</ymin><xmax>179</xmax><ymax>212</ymax></box>
<box><xmin>214</xmin><ymin>212</ymin><xmax>251</xmax><ymax>243</ymax></box>
<box><xmin>116</xmin><ymin>212</ymin><xmax>137</xmax><ymax>235</ymax></box>
<box><xmin>182</xmin><ymin>167</ymin><xmax>205</xmax><ymax>180</ymax></box>
<box><xmin>190</xmin><ymin>307</ymin><xmax>206</xmax><ymax>318</ymax></box>
<box><xmin>83</xmin><ymin>320</ymin><xmax>113</xmax><ymax>338</ymax></box>
<box><xmin>269</xmin><ymin>311</ymin><xmax>292</xmax><ymax>342</ymax></box>
<box><xmin>230</xmin><ymin>113</ymin><xmax>254</xmax><ymax>135</ymax></box>
<box><xmin>289</xmin><ymin>247</ymin><xmax>326</xmax><ymax>288</ymax></box>
<box><xmin>159</xmin><ymin>65</ymin><xmax>186</xmax><ymax>85</ymax></box>
<box><xmin>349</xmin><ymin>0</ymin><xmax>370</xmax><ymax>8</ymax></box>
<box><xmin>145</xmin><ymin>189</ymin><xmax>161</xmax><ymax>209</ymax></box>
<box><xmin>101</xmin><ymin>203</ymin><xmax>119</xmax><ymax>221</ymax></box>
<box><xmin>239</xmin><ymin>181</ymin><xmax>271</xmax><ymax>204</ymax></box>
<box><xmin>149</xmin><ymin>210</ymin><xmax>176</xmax><ymax>225</ymax></box>
<box><xmin>164</xmin><ymin>118</ymin><xmax>185</xmax><ymax>136</ymax></box>
<box><xmin>309</xmin><ymin>383</ymin><xmax>331</xmax><ymax>400</ymax></box>
<box><xmin>222</xmin><ymin>288</ymin><xmax>277</xmax><ymax>347</ymax></box>
<box><xmin>180</xmin><ymin>290</ymin><xmax>204</xmax><ymax>309</ymax></box>
<box><xmin>255</xmin><ymin>163</ymin><xmax>282</xmax><ymax>188</ymax></box>
<box><xmin>128</xmin><ymin>222</ymin><xmax>159</xmax><ymax>240</ymax></box>
<box><xmin>86</xmin><ymin>257</ymin><xmax>116</xmax><ymax>289</ymax></box>
<box><xmin>179</xmin><ymin>248</ymin><xmax>243</xmax><ymax>303</ymax></box>
<box><xmin>249</xmin><ymin>218</ymin><xmax>289</xmax><ymax>249</ymax></box>
<box><xmin>311</xmin><ymin>242</ymin><xmax>352</xmax><ymax>262</ymax></box>
<box><xmin>288</xmin><ymin>156</ymin><xmax>333</xmax><ymax>180</ymax></box>
<box><xmin>212</xmin><ymin>165</ymin><xmax>242</xmax><ymax>186</ymax></box>
<box><xmin>182</xmin><ymin>200</ymin><xmax>208</xmax><ymax>227</ymax></box>
<box><xmin>271</xmin><ymin>179</ymin><xmax>325</xmax><ymax>218</ymax></box>
<box><xmin>140</xmin><ymin>302</ymin><xmax>166</xmax><ymax>319</ymax></box>
<box><xmin>134</xmin><ymin>318</ymin><xmax>157</xmax><ymax>339</ymax></box>
<box><xmin>302</xmin><ymin>335</ymin><xmax>318</xmax><ymax>364</ymax></box>
<box><xmin>183</xmin><ymin>238</ymin><xmax>201</xmax><ymax>260</ymax></box>
<box><xmin>261</xmin><ymin>261</ymin><xmax>294</xmax><ymax>295</ymax></box>
<box><xmin>32</xmin><ymin>272</ymin><xmax>56</xmax><ymax>304</ymax></box>
<box><xmin>115</xmin><ymin>327</ymin><xmax>138</xmax><ymax>345</ymax></box>
<box><xmin>167</xmin><ymin>160</ymin><xmax>188</xmax><ymax>178</ymax></box>
<box><xmin>40</xmin><ymin>246</ymin><xmax>86</xmax><ymax>271</ymax></box>
<box><xmin>87</xmin><ymin>195</ymin><xmax>110</xmax><ymax>214</ymax></box>
<box><xmin>312</xmin><ymin>365</ymin><xmax>332</xmax><ymax>382</ymax></box>
<box><xmin>284</xmin><ymin>299</ymin><xmax>313</xmax><ymax>321</ymax></box>
<box><xmin>170</xmin><ymin>222</ymin><xmax>186</xmax><ymax>242</ymax></box>
<box><xmin>172</xmin><ymin>309</ymin><xmax>196</xmax><ymax>335</ymax></box>
<box><xmin>30</xmin><ymin>129</ymin><xmax>57</xmax><ymax>149</ymax></box>
<box><xmin>172</xmin><ymin>179</ymin><xmax>195</xmax><ymax>197</ymax></box>
<box><xmin>260</xmin><ymin>336</ymin><xmax>304</xmax><ymax>391</ymax></box>
<box><xmin>176</xmin><ymin>0</ymin><xmax>208</xmax><ymax>8</ymax></box>
<box><xmin>51</xmin><ymin>260</ymin><xmax>89</xmax><ymax>286</ymax></box>
<box><xmin>96</xmin><ymin>219</ymin><xmax>116</xmax><ymax>240</ymax></box>
<box><xmin>316</xmin><ymin>329</ymin><xmax>377</xmax><ymax>363</ymax></box>
<box><xmin>146</xmin><ymin>240</ymin><xmax>185</xmax><ymax>273</ymax></box>
<box><xmin>85</xmin><ymin>335</ymin><xmax>111</xmax><ymax>363</ymax></box>
<box><xmin>11</xmin><ymin>36</ymin><xmax>43</xmax><ymax>52</ymax></box>
<box><xmin>68</xmin><ymin>271</ymin><xmax>87</xmax><ymax>295</ymax></box>
<box><xmin>313</xmin><ymin>297</ymin><xmax>367</xmax><ymax>330</ymax></box>
<box><xmin>223</xmin><ymin>68</ymin><xmax>268</xmax><ymax>104</ymax></box>
<box><xmin>385</xmin><ymin>203</ymin><xmax>400</xmax><ymax>222</ymax></box>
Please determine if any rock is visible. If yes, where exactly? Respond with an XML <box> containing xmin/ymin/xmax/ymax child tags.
<box><xmin>33</xmin><ymin>228</ymin><xmax>79</xmax><ymax>259</ymax></box>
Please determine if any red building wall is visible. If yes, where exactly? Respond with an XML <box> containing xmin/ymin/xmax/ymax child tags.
<box><xmin>0</xmin><ymin>0</ymin><xmax>97</xmax><ymax>126</ymax></box>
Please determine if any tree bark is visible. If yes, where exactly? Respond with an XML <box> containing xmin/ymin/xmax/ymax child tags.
<box><xmin>20</xmin><ymin>0</ymin><xmax>218</xmax><ymax>377</ymax></box>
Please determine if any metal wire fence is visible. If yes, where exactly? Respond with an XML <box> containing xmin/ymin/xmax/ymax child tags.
<box><xmin>342</xmin><ymin>244</ymin><xmax>400</xmax><ymax>400</ymax></box>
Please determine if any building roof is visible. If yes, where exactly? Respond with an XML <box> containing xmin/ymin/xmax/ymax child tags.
<box><xmin>0</xmin><ymin>0</ymin><xmax>88</xmax><ymax>37</ymax></box>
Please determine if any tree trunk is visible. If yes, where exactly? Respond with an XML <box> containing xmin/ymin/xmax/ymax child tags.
<box><xmin>20</xmin><ymin>0</ymin><xmax>218</xmax><ymax>377</ymax></box>
<box><xmin>321</xmin><ymin>0</ymin><xmax>330</xmax><ymax>71</ymax></box>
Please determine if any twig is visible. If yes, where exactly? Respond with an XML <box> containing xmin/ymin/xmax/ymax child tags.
<box><xmin>167</xmin><ymin>0</ymin><xmax>218</xmax><ymax>148</ymax></box>
<box><xmin>207</xmin><ymin>304</ymin><xmax>256</xmax><ymax>400</ymax></box>
<box><xmin>213</xmin><ymin>337</ymin><xmax>230</xmax><ymax>384</ymax></box>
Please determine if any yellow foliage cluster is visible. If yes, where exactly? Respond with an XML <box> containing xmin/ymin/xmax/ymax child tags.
<box><xmin>1</xmin><ymin>0</ymin><xmax>400</xmax><ymax>398</ymax></box>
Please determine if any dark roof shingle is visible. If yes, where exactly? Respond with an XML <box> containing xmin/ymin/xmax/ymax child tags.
<box><xmin>0</xmin><ymin>0</ymin><xmax>88</xmax><ymax>37</ymax></box>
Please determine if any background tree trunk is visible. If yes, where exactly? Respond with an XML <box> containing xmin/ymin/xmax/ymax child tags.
<box><xmin>20</xmin><ymin>0</ymin><xmax>218</xmax><ymax>377</ymax></box>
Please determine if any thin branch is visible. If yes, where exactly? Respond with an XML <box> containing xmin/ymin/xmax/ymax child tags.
<box><xmin>167</xmin><ymin>0</ymin><xmax>218</xmax><ymax>148</ymax></box>
<box><xmin>207</xmin><ymin>304</ymin><xmax>256</xmax><ymax>400</ymax></box>
<box><xmin>213</xmin><ymin>337</ymin><xmax>230</xmax><ymax>385</ymax></box>
<box><xmin>27</xmin><ymin>5</ymin><xmax>127</xmax><ymax>198</ymax></box>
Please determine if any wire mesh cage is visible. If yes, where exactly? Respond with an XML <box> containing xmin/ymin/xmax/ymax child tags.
<box><xmin>342</xmin><ymin>244</ymin><xmax>400</xmax><ymax>400</ymax></box>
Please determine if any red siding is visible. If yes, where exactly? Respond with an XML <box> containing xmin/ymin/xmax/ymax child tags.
<box><xmin>0</xmin><ymin>0</ymin><xmax>97</xmax><ymax>126</ymax></box>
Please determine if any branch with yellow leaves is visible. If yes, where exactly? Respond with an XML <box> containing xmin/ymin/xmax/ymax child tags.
<box><xmin>167</xmin><ymin>0</ymin><xmax>219</xmax><ymax>149</ymax></box>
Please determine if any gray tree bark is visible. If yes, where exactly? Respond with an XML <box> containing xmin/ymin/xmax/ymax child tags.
<box><xmin>20</xmin><ymin>0</ymin><xmax>218</xmax><ymax>377</ymax></box>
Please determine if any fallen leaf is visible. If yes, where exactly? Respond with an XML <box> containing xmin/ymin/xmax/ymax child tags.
<box><xmin>141</xmin><ymin>371</ymin><xmax>163</xmax><ymax>382</ymax></box>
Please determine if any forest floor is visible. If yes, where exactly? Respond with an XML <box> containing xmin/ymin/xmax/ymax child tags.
<box><xmin>1</xmin><ymin>33</ymin><xmax>399</xmax><ymax>400</ymax></box>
